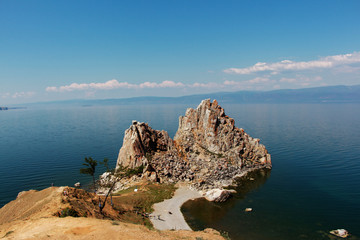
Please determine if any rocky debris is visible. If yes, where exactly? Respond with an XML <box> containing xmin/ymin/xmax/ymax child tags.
<box><xmin>97</xmin><ymin>172</ymin><xmax>143</xmax><ymax>195</ymax></box>
<box><xmin>203</xmin><ymin>189</ymin><xmax>236</xmax><ymax>202</ymax></box>
<box><xmin>114</xmin><ymin>99</ymin><xmax>271</xmax><ymax>193</ymax></box>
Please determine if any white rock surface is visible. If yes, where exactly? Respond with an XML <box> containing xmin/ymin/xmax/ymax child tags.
<box><xmin>204</xmin><ymin>189</ymin><xmax>234</xmax><ymax>202</ymax></box>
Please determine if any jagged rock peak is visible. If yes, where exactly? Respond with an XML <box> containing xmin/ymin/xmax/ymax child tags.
<box><xmin>174</xmin><ymin>99</ymin><xmax>237</xmax><ymax>153</ymax></box>
<box><xmin>174</xmin><ymin>98</ymin><xmax>271</xmax><ymax>169</ymax></box>
<box><xmin>116</xmin><ymin>121</ymin><xmax>174</xmax><ymax>169</ymax></box>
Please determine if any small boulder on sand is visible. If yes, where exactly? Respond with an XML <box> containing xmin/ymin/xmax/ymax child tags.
<box><xmin>330</xmin><ymin>229</ymin><xmax>349</xmax><ymax>238</ymax></box>
<box><xmin>204</xmin><ymin>189</ymin><xmax>235</xmax><ymax>202</ymax></box>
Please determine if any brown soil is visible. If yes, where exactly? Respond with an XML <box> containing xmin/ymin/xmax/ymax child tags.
<box><xmin>0</xmin><ymin>187</ymin><xmax>66</xmax><ymax>225</ymax></box>
<box><xmin>0</xmin><ymin>187</ymin><xmax>225</xmax><ymax>240</ymax></box>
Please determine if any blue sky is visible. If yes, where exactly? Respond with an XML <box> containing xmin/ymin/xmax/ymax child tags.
<box><xmin>1</xmin><ymin>0</ymin><xmax>360</xmax><ymax>104</ymax></box>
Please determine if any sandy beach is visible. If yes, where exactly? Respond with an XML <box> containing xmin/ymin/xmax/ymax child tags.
<box><xmin>150</xmin><ymin>186</ymin><xmax>202</xmax><ymax>230</ymax></box>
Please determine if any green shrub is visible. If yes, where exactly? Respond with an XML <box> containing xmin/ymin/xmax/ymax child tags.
<box><xmin>115</xmin><ymin>165</ymin><xmax>144</xmax><ymax>178</ymax></box>
<box><xmin>60</xmin><ymin>207</ymin><xmax>79</xmax><ymax>218</ymax></box>
<box><xmin>220</xmin><ymin>231</ymin><xmax>231</xmax><ymax>240</ymax></box>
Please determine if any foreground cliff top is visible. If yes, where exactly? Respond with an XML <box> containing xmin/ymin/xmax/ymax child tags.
<box><xmin>0</xmin><ymin>187</ymin><xmax>224</xmax><ymax>240</ymax></box>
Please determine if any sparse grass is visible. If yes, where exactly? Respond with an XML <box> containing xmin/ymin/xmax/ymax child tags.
<box><xmin>112</xmin><ymin>183</ymin><xmax>177</xmax><ymax>228</ymax></box>
<box><xmin>113</xmin><ymin>186</ymin><xmax>139</xmax><ymax>195</ymax></box>
<box><xmin>111</xmin><ymin>220</ymin><xmax>120</xmax><ymax>225</ymax></box>
<box><xmin>144</xmin><ymin>219</ymin><xmax>154</xmax><ymax>230</ymax></box>
<box><xmin>195</xmin><ymin>237</ymin><xmax>204</xmax><ymax>240</ymax></box>
<box><xmin>113</xmin><ymin>183</ymin><xmax>176</xmax><ymax>213</ymax></box>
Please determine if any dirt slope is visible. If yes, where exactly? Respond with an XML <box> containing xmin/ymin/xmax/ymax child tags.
<box><xmin>0</xmin><ymin>217</ymin><xmax>223</xmax><ymax>240</ymax></box>
<box><xmin>0</xmin><ymin>187</ymin><xmax>66</xmax><ymax>225</ymax></box>
<box><xmin>0</xmin><ymin>187</ymin><xmax>224</xmax><ymax>240</ymax></box>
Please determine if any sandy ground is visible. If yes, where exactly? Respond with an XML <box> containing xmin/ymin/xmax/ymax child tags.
<box><xmin>150</xmin><ymin>186</ymin><xmax>202</xmax><ymax>230</ymax></box>
<box><xmin>0</xmin><ymin>217</ymin><xmax>224</xmax><ymax>240</ymax></box>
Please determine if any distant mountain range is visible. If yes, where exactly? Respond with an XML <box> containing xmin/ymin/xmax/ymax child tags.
<box><xmin>26</xmin><ymin>85</ymin><xmax>360</xmax><ymax>107</ymax></box>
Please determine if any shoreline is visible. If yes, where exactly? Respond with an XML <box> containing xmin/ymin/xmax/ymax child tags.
<box><xmin>150</xmin><ymin>186</ymin><xmax>202</xmax><ymax>230</ymax></box>
<box><xmin>148</xmin><ymin>168</ymin><xmax>265</xmax><ymax>231</ymax></box>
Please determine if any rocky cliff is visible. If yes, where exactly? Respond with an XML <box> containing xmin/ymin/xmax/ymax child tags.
<box><xmin>117</xmin><ymin>120</ymin><xmax>174</xmax><ymax>169</ymax></box>
<box><xmin>116</xmin><ymin>99</ymin><xmax>271</xmax><ymax>190</ymax></box>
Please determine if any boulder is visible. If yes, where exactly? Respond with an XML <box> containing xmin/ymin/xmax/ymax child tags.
<box><xmin>204</xmin><ymin>189</ymin><xmax>235</xmax><ymax>202</ymax></box>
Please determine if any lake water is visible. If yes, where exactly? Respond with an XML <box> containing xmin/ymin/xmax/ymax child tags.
<box><xmin>0</xmin><ymin>103</ymin><xmax>359</xmax><ymax>239</ymax></box>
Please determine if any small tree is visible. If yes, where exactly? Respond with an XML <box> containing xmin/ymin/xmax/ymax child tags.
<box><xmin>100</xmin><ymin>158</ymin><xmax>110</xmax><ymax>172</ymax></box>
<box><xmin>80</xmin><ymin>157</ymin><xmax>98</xmax><ymax>188</ymax></box>
<box><xmin>99</xmin><ymin>179</ymin><xmax>117</xmax><ymax>213</ymax></box>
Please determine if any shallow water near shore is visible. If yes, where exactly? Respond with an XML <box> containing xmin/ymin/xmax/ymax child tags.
<box><xmin>0</xmin><ymin>103</ymin><xmax>359</xmax><ymax>239</ymax></box>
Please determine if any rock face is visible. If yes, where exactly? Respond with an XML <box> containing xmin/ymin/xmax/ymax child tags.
<box><xmin>117</xmin><ymin>120</ymin><xmax>174</xmax><ymax>169</ymax></box>
<box><xmin>116</xmin><ymin>99</ymin><xmax>271</xmax><ymax>191</ymax></box>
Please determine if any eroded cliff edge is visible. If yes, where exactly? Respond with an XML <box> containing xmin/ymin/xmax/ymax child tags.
<box><xmin>116</xmin><ymin>99</ymin><xmax>271</xmax><ymax>192</ymax></box>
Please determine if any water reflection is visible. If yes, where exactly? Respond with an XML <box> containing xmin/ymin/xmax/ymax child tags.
<box><xmin>181</xmin><ymin>169</ymin><xmax>271</xmax><ymax>229</ymax></box>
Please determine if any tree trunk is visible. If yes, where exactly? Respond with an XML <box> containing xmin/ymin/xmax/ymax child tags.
<box><xmin>99</xmin><ymin>181</ymin><xmax>117</xmax><ymax>213</ymax></box>
<box><xmin>92</xmin><ymin>175</ymin><xmax>96</xmax><ymax>190</ymax></box>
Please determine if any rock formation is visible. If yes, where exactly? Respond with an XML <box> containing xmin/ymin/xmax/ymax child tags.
<box><xmin>117</xmin><ymin>120</ymin><xmax>175</xmax><ymax>169</ymax></box>
<box><xmin>116</xmin><ymin>99</ymin><xmax>271</xmax><ymax>192</ymax></box>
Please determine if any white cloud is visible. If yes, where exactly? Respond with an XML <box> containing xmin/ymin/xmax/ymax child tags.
<box><xmin>46</xmin><ymin>79</ymin><xmax>185</xmax><ymax>92</ymax></box>
<box><xmin>139</xmin><ymin>80</ymin><xmax>185</xmax><ymax>88</ymax></box>
<box><xmin>1</xmin><ymin>92</ymin><xmax>36</xmax><ymax>99</ymax></box>
<box><xmin>224</xmin><ymin>51</ymin><xmax>360</xmax><ymax>74</ymax></box>
<box><xmin>279</xmin><ymin>77</ymin><xmax>297</xmax><ymax>83</ymax></box>
<box><xmin>11</xmin><ymin>91</ymin><xmax>35</xmax><ymax>99</ymax></box>
<box><xmin>273</xmin><ymin>84</ymin><xmax>281</xmax><ymax>89</ymax></box>
<box><xmin>297</xmin><ymin>75</ymin><xmax>322</xmax><ymax>82</ymax></box>
<box><xmin>188</xmin><ymin>82</ymin><xmax>221</xmax><ymax>88</ymax></box>
<box><xmin>223</xmin><ymin>80</ymin><xmax>238</xmax><ymax>86</ymax></box>
<box><xmin>223</xmin><ymin>77</ymin><xmax>272</xmax><ymax>88</ymax></box>
<box><xmin>1</xmin><ymin>93</ymin><xmax>11</xmax><ymax>99</ymax></box>
<box><xmin>45</xmin><ymin>87</ymin><xmax>58</xmax><ymax>92</ymax></box>
<box><xmin>223</xmin><ymin>80</ymin><xmax>243</xmax><ymax>88</ymax></box>
<box><xmin>332</xmin><ymin>65</ymin><xmax>360</xmax><ymax>74</ymax></box>
<box><xmin>248</xmin><ymin>77</ymin><xmax>270</xmax><ymax>84</ymax></box>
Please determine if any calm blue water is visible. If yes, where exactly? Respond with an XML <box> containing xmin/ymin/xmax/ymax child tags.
<box><xmin>0</xmin><ymin>103</ymin><xmax>359</xmax><ymax>239</ymax></box>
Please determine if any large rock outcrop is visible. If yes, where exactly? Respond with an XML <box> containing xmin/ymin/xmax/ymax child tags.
<box><xmin>117</xmin><ymin>120</ymin><xmax>174</xmax><ymax>169</ymax></box>
<box><xmin>116</xmin><ymin>99</ymin><xmax>271</xmax><ymax>190</ymax></box>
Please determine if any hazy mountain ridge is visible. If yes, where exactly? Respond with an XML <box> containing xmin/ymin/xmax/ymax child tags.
<box><xmin>21</xmin><ymin>85</ymin><xmax>360</xmax><ymax>107</ymax></box>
